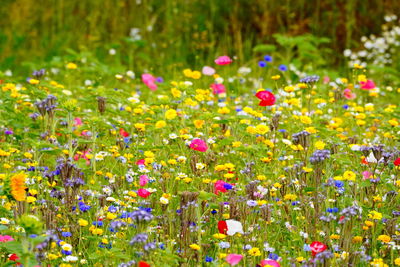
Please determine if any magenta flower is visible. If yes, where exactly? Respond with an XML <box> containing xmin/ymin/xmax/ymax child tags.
<box><xmin>0</xmin><ymin>235</ymin><xmax>14</xmax><ymax>242</ymax></box>
<box><xmin>138</xmin><ymin>188</ymin><xmax>151</xmax><ymax>198</ymax></box>
<box><xmin>139</xmin><ymin>175</ymin><xmax>149</xmax><ymax>186</ymax></box>
<box><xmin>255</xmin><ymin>90</ymin><xmax>276</xmax><ymax>106</ymax></box>
<box><xmin>210</xmin><ymin>83</ymin><xmax>226</xmax><ymax>95</ymax></box>
<box><xmin>141</xmin><ymin>73</ymin><xmax>157</xmax><ymax>91</ymax></box>
<box><xmin>360</xmin><ymin>80</ymin><xmax>375</xmax><ymax>90</ymax></box>
<box><xmin>225</xmin><ymin>254</ymin><xmax>243</xmax><ymax>266</ymax></box>
<box><xmin>215</xmin><ymin>56</ymin><xmax>233</xmax><ymax>65</ymax></box>
<box><xmin>260</xmin><ymin>259</ymin><xmax>280</xmax><ymax>267</ymax></box>
<box><xmin>189</xmin><ymin>139</ymin><xmax>208</xmax><ymax>152</ymax></box>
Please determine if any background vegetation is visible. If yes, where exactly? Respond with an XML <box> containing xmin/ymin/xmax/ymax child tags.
<box><xmin>1</xmin><ymin>0</ymin><xmax>400</xmax><ymax>73</ymax></box>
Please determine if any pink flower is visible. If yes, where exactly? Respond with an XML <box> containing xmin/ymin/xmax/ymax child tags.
<box><xmin>139</xmin><ymin>175</ymin><xmax>149</xmax><ymax>186</ymax></box>
<box><xmin>362</xmin><ymin>171</ymin><xmax>372</xmax><ymax>180</ymax></box>
<box><xmin>360</xmin><ymin>80</ymin><xmax>375</xmax><ymax>90</ymax></box>
<box><xmin>323</xmin><ymin>76</ymin><xmax>330</xmax><ymax>84</ymax></box>
<box><xmin>225</xmin><ymin>254</ymin><xmax>243</xmax><ymax>266</ymax></box>
<box><xmin>214</xmin><ymin>180</ymin><xmax>229</xmax><ymax>195</ymax></box>
<box><xmin>210</xmin><ymin>83</ymin><xmax>226</xmax><ymax>95</ymax></box>
<box><xmin>215</xmin><ymin>56</ymin><xmax>233</xmax><ymax>65</ymax></box>
<box><xmin>136</xmin><ymin>159</ymin><xmax>146</xmax><ymax>166</ymax></box>
<box><xmin>141</xmin><ymin>73</ymin><xmax>157</xmax><ymax>91</ymax></box>
<box><xmin>260</xmin><ymin>259</ymin><xmax>280</xmax><ymax>267</ymax></box>
<box><xmin>202</xmin><ymin>66</ymin><xmax>215</xmax><ymax>76</ymax></box>
<box><xmin>189</xmin><ymin>139</ymin><xmax>208</xmax><ymax>152</ymax></box>
<box><xmin>0</xmin><ymin>235</ymin><xmax>14</xmax><ymax>242</ymax></box>
<box><xmin>74</xmin><ymin>117</ymin><xmax>83</xmax><ymax>127</ymax></box>
<box><xmin>138</xmin><ymin>188</ymin><xmax>151</xmax><ymax>198</ymax></box>
<box><xmin>255</xmin><ymin>90</ymin><xmax>276</xmax><ymax>106</ymax></box>
<box><xmin>343</xmin><ymin>89</ymin><xmax>356</xmax><ymax>100</ymax></box>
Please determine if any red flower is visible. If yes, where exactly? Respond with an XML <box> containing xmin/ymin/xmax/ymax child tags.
<box><xmin>310</xmin><ymin>241</ymin><xmax>327</xmax><ymax>256</ymax></box>
<box><xmin>394</xmin><ymin>157</ymin><xmax>400</xmax><ymax>166</ymax></box>
<box><xmin>138</xmin><ymin>261</ymin><xmax>151</xmax><ymax>267</ymax></box>
<box><xmin>9</xmin><ymin>253</ymin><xmax>19</xmax><ymax>261</ymax></box>
<box><xmin>218</xmin><ymin>220</ymin><xmax>228</xmax><ymax>234</ymax></box>
<box><xmin>255</xmin><ymin>90</ymin><xmax>276</xmax><ymax>106</ymax></box>
<box><xmin>119</xmin><ymin>128</ymin><xmax>129</xmax><ymax>137</ymax></box>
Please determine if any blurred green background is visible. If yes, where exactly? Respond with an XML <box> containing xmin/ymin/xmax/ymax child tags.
<box><xmin>1</xmin><ymin>0</ymin><xmax>399</xmax><ymax>73</ymax></box>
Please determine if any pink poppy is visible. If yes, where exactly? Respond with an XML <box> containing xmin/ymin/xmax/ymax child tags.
<box><xmin>139</xmin><ymin>175</ymin><xmax>149</xmax><ymax>186</ymax></box>
<box><xmin>214</xmin><ymin>180</ymin><xmax>232</xmax><ymax>195</ymax></box>
<box><xmin>362</xmin><ymin>171</ymin><xmax>372</xmax><ymax>180</ymax></box>
<box><xmin>136</xmin><ymin>159</ymin><xmax>146</xmax><ymax>165</ymax></box>
<box><xmin>202</xmin><ymin>66</ymin><xmax>215</xmax><ymax>76</ymax></box>
<box><xmin>74</xmin><ymin>117</ymin><xmax>83</xmax><ymax>127</ymax></box>
<box><xmin>189</xmin><ymin>139</ymin><xmax>208</xmax><ymax>152</ymax></box>
<box><xmin>141</xmin><ymin>73</ymin><xmax>157</xmax><ymax>91</ymax></box>
<box><xmin>210</xmin><ymin>83</ymin><xmax>226</xmax><ymax>95</ymax></box>
<box><xmin>360</xmin><ymin>80</ymin><xmax>375</xmax><ymax>90</ymax></box>
<box><xmin>225</xmin><ymin>254</ymin><xmax>243</xmax><ymax>266</ymax></box>
<box><xmin>215</xmin><ymin>56</ymin><xmax>233</xmax><ymax>65</ymax></box>
<box><xmin>261</xmin><ymin>259</ymin><xmax>280</xmax><ymax>267</ymax></box>
<box><xmin>310</xmin><ymin>241</ymin><xmax>327</xmax><ymax>256</ymax></box>
<box><xmin>343</xmin><ymin>89</ymin><xmax>356</xmax><ymax>100</ymax></box>
<box><xmin>255</xmin><ymin>90</ymin><xmax>276</xmax><ymax>106</ymax></box>
<box><xmin>138</xmin><ymin>188</ymin><xmax>151</xmax><ymax>198</ymax></box>
<box><xmin>0</xmin><ymin>235</ymin><xmax>14</xmax><ymax>242</ymax></box>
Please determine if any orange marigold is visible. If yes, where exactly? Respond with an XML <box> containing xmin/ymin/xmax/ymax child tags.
<box><xmin>10</xmin><ymin>172</ymin><xmax>27</xmax><ymax>201</ymax></box>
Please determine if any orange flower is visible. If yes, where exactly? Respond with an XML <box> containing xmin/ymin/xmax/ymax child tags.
<box><xmin>10</xmin><ymin>173</ymin><xmax>27</xmax><ymax>201</ymax></box>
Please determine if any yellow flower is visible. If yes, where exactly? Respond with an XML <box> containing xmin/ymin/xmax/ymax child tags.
<box><xmin>155</xmin><ymin>120</ymin><xmax>166</xmax><ymax>129</ymax></box>
<box><xmin>255</xmin><ymin>124</ymin><xmax>270</xmax><ymax>134</ymax></box>
<box><xmin>10</xmin><ymin>172</ymin><xmax>27</xmax><ymax>201</ymax></box>
<box><xmin>29</xmin><ymin>79</ymin><xmax>39</xmax><ymax>85</ymax></box>
<box><xmin>78</xmin><ymin>219</ymin><xmax>88</xmax><ymax>226</ymax></box>
<box><xmin>218</xmin><ymin>107</ymin><xmax>230</xmax><ymax>114</ymax></box>
<box><xmin>189</xmin><ymin>244</ymin><xmax>200</xmax><ymax>250</ymax></box>
<box><xmin>134</xmin><ymin>123</ymin><xmax>146</xmax><ymax>131</ymax></box>
<box><xmin>377</xmin><ymin>235</ymin><xmax>391</xmax><ymax>243</ymax></box>
<box><xmin>271</xmin><ymin>75</ymin><xmax>281</xmax><ymax>80</ymax></box>
<box><xmin>315</xmin><ymin>141</ymin><xmax>325</xmax><ymax>150</ymax></box>
<box><xmin>352</xmin><ymin>236</ymin><xmax>362</xmax><ymax>243</ymax></box>
<box><xmin>26</xmin><ymin>196</ymin><xmax>36</xmax><ymax>203</ymax></box>
<box><xmin>343</xmin><ymin>171</ymin><xmax>356</xmax><ymax>181</ymax></box>
<box><xmin>395</xmin><ymin>258</ymin><xmax>400</xmax><ymax>266</ymax></box>
<box><xmin>368</xmin><ymin>211</ymin><xmax>382</xmax><ymax>220</ymax></box>
<box><xmin>165</xmin><ymin>109</ymin><xmax>177</xmax><ymax>120</ymax></box>
<box><xmin>213</xmin><ymin>233</ymin><xmax>226</xmax><ymax>239</ymax></box>
<box><xmin>300</xmin><ymin>116</ymin><xmax>312</xmax><ymax>124</ymax></box>
<box><xmin>66</xmin><ymin>62</ymin><xmax>77</xmax><ymax>69</ymax></box>
<box><xmin>283</xmin><ymin>194</ymin><xmax>297</xmax><ymax>201</ymax></box>
<box><xmin>248</xmin><ymin>247</ymin><xmax>261</xmax><ymax>256</ymax></box>
<box><xmin>194</xmin><ymin>120</ymin><xmax>205</xmax><ymax>129</ymax></box>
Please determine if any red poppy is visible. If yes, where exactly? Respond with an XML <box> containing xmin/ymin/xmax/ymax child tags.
<box><xmin>255</xmin><ymin>91</ymin><xmax>276</xmax><ymax>106</ymax></box>
<box><xmin>9</xmin><ymin>253</ymin><xmax>19</xmax><ymax>261</ymax></box>
<box><xmin>310</xmin><ymin>241</ymin><xmax>327</xmax><ymax>256</ymax></box>
<box><xmin>138</xmin><ymin>261</ymin><xmax>151</xmax><ymax>267</ymax></box>
<box><xmin>218</xmin><ymin>220</ymin><xmax>228</xmax><ymax>234</ymax></box>
<box><xmin>119</xmin><ymin>128</ymin><xmax>129</xmax><ymax>137</ymax></box>
<box><xmin>394</xmin><ymin>157</ymin><xmax>400</xmax><ymax>166</ymax></box>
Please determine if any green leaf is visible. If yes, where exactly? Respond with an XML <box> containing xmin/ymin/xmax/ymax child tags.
<box><xmin>252</xmin><ymin>44</ymin><xmax>277</xmax><ymax>53</ymax></box>
<box><xmin>1</xmin><ymin>241</ymin><xmax>23</xmax><ymax>255</ymax></box>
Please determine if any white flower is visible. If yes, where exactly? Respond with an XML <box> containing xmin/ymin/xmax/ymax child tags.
<box><xmin>160</xmin><ymin>197</ymin><xmax>169</xmax><ymax>204</ymax></box>
<box><xmin>64</xmin><ymin>255</ymin><xmax>78</xmax><ymax>262</ymax></box>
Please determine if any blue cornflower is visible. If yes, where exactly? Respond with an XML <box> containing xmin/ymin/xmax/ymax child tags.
<box><xmin>264</xmin><ymin>55</ymin><xmax>273</xmax><ymax>62</ymax></box>
<box><xmin>278</xmin><ymin>64</ymin><xmax>288</xmax><ymax>71</ymax></box>
<box><xmin>258</xmin><ymin>61</ymin><xmax>267</xmax><ymax>67</ymax></box>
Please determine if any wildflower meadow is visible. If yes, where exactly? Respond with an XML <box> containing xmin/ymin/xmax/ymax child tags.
<box><xmin>0</xmin><ymin>1</ymin><xmax>400</xmax><ymax>267</ymax></box>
